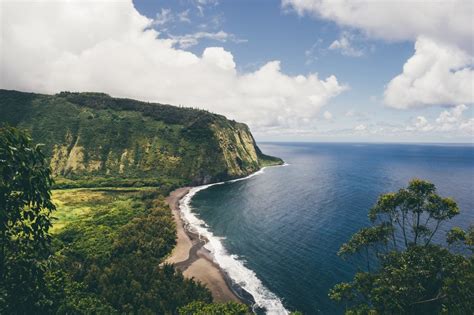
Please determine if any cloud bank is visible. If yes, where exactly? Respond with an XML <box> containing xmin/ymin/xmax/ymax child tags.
<box><xmin>283</xmin><ymin>0</ymin><xmax>474</xmax><ymax>109</ymax></box>
<box><xmin>407</xmin><ymin>105</ymin><xmax>474</xmax><ymax>134</ymax></box>
<box><xmin>384</xmin><ymin>37</ymin><xmax>474</xmax><ymax>108</ymax></box>
<box><xmin>282</xmin><ymin>0</ymin><xmax>473</xmax><ymax>51</ymax></box>
<box><xmin>0</xmin><ymin>0</ymin><xmax>345</xmax><ymax>132</ymax></box>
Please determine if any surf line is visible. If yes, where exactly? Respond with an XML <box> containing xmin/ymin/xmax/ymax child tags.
<box><xmin>179</xmin><ymin>165</ymin><xmax>289</xmax><ymax>315</ymax></box>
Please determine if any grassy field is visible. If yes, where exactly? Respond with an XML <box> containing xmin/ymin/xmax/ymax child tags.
<box><xmin>50</xmin><ymin>187</ymin><xmax>161</xmax><ymax>234</ymax></box>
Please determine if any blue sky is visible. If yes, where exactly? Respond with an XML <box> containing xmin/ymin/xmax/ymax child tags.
<box><xmin>2</xmin><ymin>0</ymin><xmax>473</xmax><ymax>142</ymax></box>
<box><xmin>132</xmin><ymin>0</ymin><xmax>473</xmax><ymax>142</ymax></box>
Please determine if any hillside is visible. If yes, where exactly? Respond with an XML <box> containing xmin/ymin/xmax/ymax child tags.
<box><xmin>0</xmin><ymin>89</ymin><xmax>282</xmax><ymax>187</ymax></box>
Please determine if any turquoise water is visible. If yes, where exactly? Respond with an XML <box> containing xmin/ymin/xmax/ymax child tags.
<box><xmin>189</xmin><ymin>143</ymin><xmax>474</xmax><ymax>314</ymax></box>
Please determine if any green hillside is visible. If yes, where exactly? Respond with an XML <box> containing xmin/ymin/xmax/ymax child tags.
<box><xmin>0</xmin><ymin>89</ymin><xmax>282</xmax><ymax>187</ymax></box>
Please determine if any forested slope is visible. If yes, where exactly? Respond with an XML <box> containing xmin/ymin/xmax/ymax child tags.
<box><xmin>0</xmin><ymin>89</ymin><xmax>282</xmax><ymax>188</ymax></box>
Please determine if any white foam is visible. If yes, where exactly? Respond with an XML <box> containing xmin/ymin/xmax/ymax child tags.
<box><xmin>179</xmin><ymin>166</ymin><xmax>289</xmax><ymax>315</ymax></box>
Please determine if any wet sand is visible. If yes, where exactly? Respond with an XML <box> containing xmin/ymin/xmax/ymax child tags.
<box><xmin>165</xmin><ymin>187</ymin><xmax>240</xmax><ymax>302</ymax></box>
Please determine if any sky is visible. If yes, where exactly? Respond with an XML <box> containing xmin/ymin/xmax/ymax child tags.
<box><xmin>1</xmin><ymin>0</ymin><xmax>473</xmax><ymax>143</ymax></box>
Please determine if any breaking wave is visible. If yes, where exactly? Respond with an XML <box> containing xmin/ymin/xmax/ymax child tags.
<box><xmin>179</xmin><ymin>167</ymin><xmax>289</xmax><ymax>315</ymax></box>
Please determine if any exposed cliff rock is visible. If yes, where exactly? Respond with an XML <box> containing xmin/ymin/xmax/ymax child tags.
<box><xmin>0</xmin><ymin>89</ymin><xmax>282</xmax><ymax>187</ymax></box>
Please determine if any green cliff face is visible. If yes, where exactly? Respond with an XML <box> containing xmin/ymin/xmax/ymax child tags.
<box><xmin>0</xmin><ymin>89</ymin><xmax>282</xmax><ymax>186</ymax></box>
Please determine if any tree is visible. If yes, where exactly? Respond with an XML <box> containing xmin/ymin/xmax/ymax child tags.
<box><xmin>447</xmin><ymin>225</ymin><xmax>474</xmax><ymax>253</ymax></box>
<box><xmin>368</xmin><ymin>179</ymin><xmax>459</xmax><ymax>248</ymax></box>
<box><xmin>178</xmin><ymin>301</ymin><xmax>250</xmax><ymax>315</ymax></box>
<box><xmin>0</xmin><ymin>127</ymin><xmax>56</xmax><ymax>313</ymax></box>
<box><xmin>330</xmin><ymin>179</ymin><xmax>474</xmax><ymax>314</ymax></box>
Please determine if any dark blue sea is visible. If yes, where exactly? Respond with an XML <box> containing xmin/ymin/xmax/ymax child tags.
<box><xmin>188</xmin><ymin>143</ymin><xmax>474</xmax><ymax>315</ymax></box>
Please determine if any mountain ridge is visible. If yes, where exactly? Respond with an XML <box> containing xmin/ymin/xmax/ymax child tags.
<box><xmin>0</xmin><ymin>89</ymin><xmax>282</xmax><ymax>188</ymax></box>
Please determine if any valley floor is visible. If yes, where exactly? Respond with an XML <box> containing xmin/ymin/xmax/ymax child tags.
<box><xmin>51</xmin><ymin>186</ymin><xmax>240</xmax><ymax>308</ymax></box>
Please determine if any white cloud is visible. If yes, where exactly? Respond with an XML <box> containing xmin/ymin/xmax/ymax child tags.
<box><xmin>282</xmin><ymin>0</ymin><xmax>473</xmax><ymax>53</ymax></box>
<box><xmin>304</xmin><ymin>39</ymin><xmax>323</xmax><ymax>65</ymax></box>
<box><xmin>202</xmin><ymin>47</ymin><xmax>236</xmax><ymax>70</ymax></box>
<box><xmin>384</xmin><ymin>37</ymin><xmax>474</xmax><ymax>108</ymax></box>
<box><xmin>154</xmin><ymin>8</ymin><xmax>193</xmax><ymax>26</ymax></box>
<box><xmin>408</xmin><ymin>116</ymin><xmax>434</xmax><ymax>132</ymax></box>
<box><xmin>195</xmin><ymin>0</ymin><xmax>219</xmax><ymax>5</ymax></box>
<box><xmin>323</xmin><ymin>110</ymin><xmax>333</xmax><ymax>120</ymax></box>
<box><xmin>406</xmin><ymin>105</ymin><xmax>473</xmax><ymax>134</ymax></box>
<box><xmin>0</xmin><ymin>0</ymin><xmax>346</xmax><ymax>133</ymax></box>
<box><xmin>170</xmin><ymin>30</ymin><xmax>246</xmax><ymax>49</ymax></box>
<box><xmin>283</xmin><ymin>0</ymin><xmax>474</xmax><ymax>109</ymax></box>
<box><xmin>460</xmin><ymin>119</ymin><xmax>474</xmax><ymax>134</ymax></box>
<box><xmin>317</xmin><ymin>105</ymin><xmax>473</xmax><ymax>140</ymax></box>
<box><xmin>150</xmin><ymin>8</ymin><xmax>240</xmax><ymax>48</ymax></box>
<box><xmin>345</xmin><ymin>110</ymin><xmax>355</xmax><ymax>117</ymax></box>
<box><xmin>193</xmin><ymin>0</ymin><xmax>219</xmax><ymax>17</ymax></box>
<box><xmin>328</xmin><ymin>32</ymin><xmax>364</xmax><ymax>57</ymax></box>
<box><xmin>435</xmin><ymin>104</ymin><xmax>469</xmax><ymax>131</ymax></box>
<box><xmin>344</xmin><ymin>109</ymin><xmax>368</xmax><ymax>122</ymax></box>
<box><xmin>153</xmin><ymin>8</ymin><xmax>173</xmax><ymax>26</ymax></box>
<box><xmin>197</xmin><ymin>13</ymin><xmax>224</xmax><ymax>31</ymax></box>
<box><xmin>153</xmin><ymin>8</ymin><xmax>192</xmax><ymax>26</ymax></box>
<box><xmin>436</xmin><ymin>104</ymin><xmax>467</xmax><ymax>124</ymax></box>
<box><xmin>178</xmin><ymin>10</ymin><xmax>191</xmax><ymax>23</ymax></box>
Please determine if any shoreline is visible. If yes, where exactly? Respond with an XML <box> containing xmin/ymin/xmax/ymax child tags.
<box><xmin>165</xmin><ymin>187</ymin><xmax>243</xmax><ymax>303</ymax></box>
<box><xmin>164</xmin><ymin>163</ymin><xmax>288</xmax><ymax>314</ymax></box>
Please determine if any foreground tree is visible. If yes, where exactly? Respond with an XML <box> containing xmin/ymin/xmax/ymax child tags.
<box><xmin>178</xmin><ymin>301</ymin><xmax>250</xmax><ymax>315</ymax></box>
<box><xmin>330</xmin><ymin>179</ymin><xmax>474</xmax><ymax>314</ymax></box>
<box><xmin>0</xmin><ymin>127</ymin><xmax>55</xmax><ymax>313</ymax></box>
<box><xmin>447</xmin><ymin>225</ymin><xmax>474</xmax><ymax>253</ymax></box>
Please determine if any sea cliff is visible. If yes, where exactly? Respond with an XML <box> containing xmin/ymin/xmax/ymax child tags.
<box><xmin>0</xmin><ymin>89</ymin><xmax>282</xmax><ymax>187</ymax></box>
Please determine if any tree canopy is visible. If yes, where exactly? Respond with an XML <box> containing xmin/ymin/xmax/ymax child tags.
<box><xmin>330</xmin><ymin>179</ymin><xmax>474</xmax><ymax>314</ymax></box>
<box><xmin>178</xmin><ymin>301</ymin><xmax>250</xmax><ymax>315</ymax></box>
<box><xmin>0</xmin><ymin>126</ymin><xmax>56</xmax><ymax>313</ymax></box>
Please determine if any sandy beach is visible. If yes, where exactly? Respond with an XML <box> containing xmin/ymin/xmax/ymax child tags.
<box><xmin>165</xmin><ymin>187</ymin><xmax>240</xmax><ymax>303</ymax></box>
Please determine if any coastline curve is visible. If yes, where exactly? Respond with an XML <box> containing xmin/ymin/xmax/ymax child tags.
<box><xmin>178</xmin><ymin>166</ymin><xmax>290</xmax><ymax>315</ymax></box>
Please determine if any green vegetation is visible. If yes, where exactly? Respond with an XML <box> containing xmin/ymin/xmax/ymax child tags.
<box><xmin>0</xmin><ymin>127</ymin><xmax>252</xmax><ymax>314</ymax></box>
<box><xmin>0</xmin><ymin>89</ymin><xmax>282</xmax><ymax>314</ymax></box>
<box><xmin>48</xmin><ymin>188</ymin><xmax>212</xmax><ymax>314</ymax></box>
<box><xmin>0</xmin><ymin>89</ymin><xmax>282</xmax><ymax>187</ymax></box>
<box><xmin>0</xmin><ymin>127</ymin><xmax>55</xmax><ymax>314</ymax></box>
<box><xmin>330</xmin><ymin>179</ymin><xmax>474</xmax><ymax>314</ymax></box>
<box><xmin>178</xmin><ymin>301</ymin><xmax>251</xmax><ymax>315</ymax></box>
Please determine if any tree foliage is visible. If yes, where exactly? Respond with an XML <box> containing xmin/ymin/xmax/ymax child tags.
<box><xmin>330</xmin><ymin>179</ymin><xmax>474</xmax><ymax>314</ymax></box>
<box><xmin>51</xmin><ymin>191</ymin><xmax>213</xmax><ymax>314</ymax></box>
<box><xmin>447</xmin><ymin>225</ymin><xmax>474</xmax><ymax>253</ymax></box>
<box><xmin>368</xmin><ymin>179</ymin><xmax>459</xmax><ymax>248</ymax></box>
<box><xmin>0</xmin><ymin>127</ymin><xmax>55</xmax><ymax>313</ymax></box>
<box><xmin>178</xmin><ymin>301</ymin><xmax>250</xmax><ymax>315</ymax></box>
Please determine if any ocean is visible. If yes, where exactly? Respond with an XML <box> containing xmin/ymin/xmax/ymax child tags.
<box><xmin>181</xmin><ymin>142</ymin><xmax>474</xmax><ymax>315</ymax></box>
